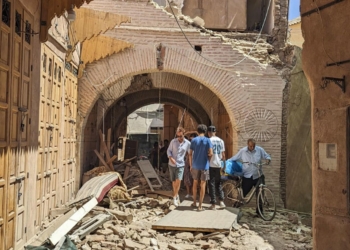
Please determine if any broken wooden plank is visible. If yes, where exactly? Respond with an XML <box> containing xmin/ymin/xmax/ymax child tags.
<box><xmin>107</xmin><ymin>128</ymin><xmax>112</xmax><ymax>153</ymax></box>
<box><xmin>127</xmin><ymin>185</ymin><xmax>140</xmax><ymax>192</ymax></box>
<box><xmin>49</xmin><ymin>198</ymin><xmax>98</xmax><ymax>245</ymax></box>
<box><xmin>29</xmin><ymin>208</ymin><xmax>77</xmax><ymax>246</ymax></box>
<box><xmin>123</xmin><ymin>165</ymin><xmax>130</xmax><ymax>180</ymax></box>
<box><xmin>114</xmin><ymin>156</ymin><xmax>137</xmax><ymax>169</ymax></box>
<box><xmin>137</xmin><ymin>160</ymin><xmax>162</xmax><ymax>191</ymax></box>
<box><xmin>106</xmin><ymin>155</ymin><xmax>118</xmax><ymax>165</ymax></box>
<box><xmin>94</xmin><ymin>150</ymin><xmax>112</xmax><ymax>171</ymax></box>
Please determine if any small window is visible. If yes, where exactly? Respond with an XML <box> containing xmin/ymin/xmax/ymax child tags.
<box><xmin>194</xmin><ymin>45</ymin><xmax>202</xmax><ymax>53</ymax></box>
<box><xmin>25</xmin><ymin>20</ymin><xmax>31</xmax><ymax>44</ymax></box>
<box><xmin>43</xmin><ymin>54</ymin><xmax>47</xmax><ymax>72</ymax></box>
<box><xmin>65</xmin><ymin>62</ymin><xmax>72</xmax><ymax>72</ymax></box>
<box><xmin>48</xmin><ymin>58</ymin><xmax>52</xmax><ymax>76</ymax></box>
<box><xmin>72</xmin><ymin>67</ymin><xmax>78</xmax><ymax>77</ymax></box>
<box><xmin>54</xmin><ymin>63</ymin><xmax>57</xmax><ymax>79</ymax></box>
<box><xmin>58</xmin><ymin>67</ymin><xmax>62</xmax><ymax>82</ymax></box>
<box><xmin>15</xmin><ymin>11</ymin><xmax>21</xmax><ymax>36</ymax></box>
<box><xmin>2</xmin><ymin>0</ymin><xmax>11</xmax><ymax>27</ymax></box>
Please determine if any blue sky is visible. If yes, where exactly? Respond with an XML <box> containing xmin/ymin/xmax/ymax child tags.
<box><xmin>289</xmin><ymin>0</ymin><xmax>300</xmax><ymax>20</ymax></box>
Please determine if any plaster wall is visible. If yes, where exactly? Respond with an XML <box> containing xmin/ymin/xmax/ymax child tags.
<box><xmin>301</xmin><ymin>0</ymin><xmax>350</xmax><ymax>248</ymax></box>
<box><xmin>182</xmin><ymin>0</ymin><xmax>247</xmax><ymax>31</ymax></box>
<box><xmin>285</xmin><ymin>47</ymin><xmax>312</xmax><ymax>213</ymax></box>
<box><xmin>289</xmin><ymin>22</ymin><xmax>304</xmax><ymax>48</ymax></box>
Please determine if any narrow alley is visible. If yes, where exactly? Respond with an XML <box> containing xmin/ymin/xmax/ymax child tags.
<box><xmin>0</xmin><ymin>0</ymin><xmax>349</xmax><ymax>249</ymax></box>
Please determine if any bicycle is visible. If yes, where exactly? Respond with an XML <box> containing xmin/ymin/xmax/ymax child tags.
<box><xmin>221</xmin><ymin>162</ymin><xmax>276</xmax><ymax>221</ymax></box>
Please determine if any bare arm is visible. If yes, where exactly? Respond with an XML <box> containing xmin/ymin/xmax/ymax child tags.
<box><xmin>208</xmin><ymin>148</ymin><xmax>213</xmax><ymax>161</ymax></box>
<box><xmin>188</xmin><ymin>149</ymin><xmax>193</xmax><ymax>170</ymax></box>
<box><xmin>222</xmin><ymin>151</ymin><xmax>226</xmax><ymax>161</ymax></box>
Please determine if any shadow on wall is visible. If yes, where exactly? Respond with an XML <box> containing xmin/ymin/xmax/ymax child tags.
<box><xmin>285</xmin><ymin>46</ymin><xmax>312</xmax><ymax>213</ymax></box>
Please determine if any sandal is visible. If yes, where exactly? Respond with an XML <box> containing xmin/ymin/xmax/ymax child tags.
<box><xmin>197</xmin><ymin>207</ymin><xmax>205</xmax><ymax>211</ymax></box>
<box><xmin>191</xmin><ymin>203</ymin><xmax>197</xmax><ymax>208</ymax></box>
<box><xmin>209</xmin><ymin>204</ymin><xmax>216</xmax><ymax>210</ymax></box>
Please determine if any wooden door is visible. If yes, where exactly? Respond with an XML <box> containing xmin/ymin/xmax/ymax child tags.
<box><xmin>0</xmin><ymin>0</ymin><xmax>33</xmax><ymax>249</ymax></box>
<box><xmin>61</xmin><ymin>66</ymin><xmax>77</xmax><ymax>205</ymax></box>
<box><xmin>36</xmin><ymin>47</ymin><xmax>61</xmax><ymax>229</ymax></box>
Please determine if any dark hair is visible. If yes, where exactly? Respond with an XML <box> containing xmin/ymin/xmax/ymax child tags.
<box><xmin>190</xmin><ymin>133</ymin><xmax>197</xmax><ymax>138</ymax></box>
<box><xmin>164</xmin><ymin>139</ymin><xmax>169</xmax><ymax>143</ymax></box>
<box><xmin>197</xmin><ymin>124</ymin><xmax>207</xmax><ymax>134</ymax></box>
<box><xmin>184</xmin><ymin>136</ymin><xmax>189</xmax><ymax>140</ymax></box>
<box><xmin>154</xmin><ymin>142</ymin><xmax>159</xmax><ymax>147</ymax></box>
<box><xmin>247</xmin><ymin>138</ymin><xmax>256</xmax><ymax>144</ymax></box>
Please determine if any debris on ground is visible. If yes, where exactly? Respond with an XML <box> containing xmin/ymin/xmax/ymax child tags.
<box><xmin>29</xmin><ymin>159</ymin><xmax>313</xmax><ymax>250</ymax></box>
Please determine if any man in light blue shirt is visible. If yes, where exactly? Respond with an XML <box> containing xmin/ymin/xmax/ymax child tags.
<box><xmin>230</xmin><ymin>138</ymin><xmax>271</xmax><ymax>214</ymax></box>
<box><xmin>167</xmin><ymin>127</ymin><xmax>191</xmax><ymax>206</ymax></box>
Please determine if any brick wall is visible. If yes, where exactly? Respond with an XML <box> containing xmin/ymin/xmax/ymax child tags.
<box><xmin>77</xmin><ymin>0</ymin><xmax>289</xmax><ymax>205</ymax></box>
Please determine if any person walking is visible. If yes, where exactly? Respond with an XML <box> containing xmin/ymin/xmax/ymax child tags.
<box><xmin>183</xmin><ymin>133</ymin><xmax>197</xmax><ymax>198</ymax></box>
<box><xmin>189</xmin><ymin>124</ymin><xmax>213</xmax><ymax>211</ymax></box>
<box><xmin>207</xmin><ymin>126</ymin><xmax>226</xmax><ymax>210</ymax></box>
<box><xmin>230</xmin><ymin>138</ymin><xmax>271</xmax><ymax>215</ymax></box>
<box><xmin>167</xmin><ymin>127</ymin><xmax>191</xmax><ymax>206</ymax></box>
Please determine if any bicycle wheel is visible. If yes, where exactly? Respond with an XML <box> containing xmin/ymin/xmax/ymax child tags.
<box><xmin>257</xmin><ymin>187</ymin><xmax>276</xmax><ymax>221</ymax></box>
<box><xmin>222</xmin><ymin>180</ymin><xmax>240</xmax><ymax>207</ymax></box>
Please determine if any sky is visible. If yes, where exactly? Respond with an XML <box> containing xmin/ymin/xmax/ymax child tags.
<box><xmin>289</xmin><ymin>0</ymin><xmax>300</xmax><ymax>20</ymax></box>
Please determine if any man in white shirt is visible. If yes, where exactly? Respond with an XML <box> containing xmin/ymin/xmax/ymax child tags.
<box><xmin>208</xmin><ymin>125</ymin><xmax>226</xmax><ymax>210</ymax></box>
<box><xmin>167</xmin><ymin>127</ymin><xmax>191</xmax><ymax>206</ymax></box>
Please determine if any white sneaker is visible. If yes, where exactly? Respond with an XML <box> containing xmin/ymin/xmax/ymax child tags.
<box><xmin>173</xmin><ymin>198</ymin><xmax>179</xmax><ymax>207</ymax></box>
<box><xmin>177</xmin><ymin>195</ymin><xmax>180</xmax><ymax>202</ymax></box>
<box><xmin>185</xmin><ymin>194</ymin><xmax>192</xmax><ymax>199</ymax></box>
<box><xmin>220</xmin><ymin>201</ymin><xmax>226</xmax><ymax>208</ymax></box>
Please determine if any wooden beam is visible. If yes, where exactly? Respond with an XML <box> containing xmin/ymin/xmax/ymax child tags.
<box><xmin>99</xmin><ymin>130</ymin><xmax>114</xmax><ymax>171</ymax></box>
<box><xmin>94</xmin><ymin>150</ymin><xmax>110</xmax><ymax>171</ymax></box>
<box><xmin>107</xmin><ymin>128</ymin><xmax>112</xmax><ymax>153</ymax></box>
<box><xmin>123</xmin><ymin>165</ymin><xmax>130</xmax><ymax>181</ymax></box>
<box><xmin>114</xmin><ymin>156</ymin><xmax>137</xmax><ymax>169</ymax></box>
<box><xmin>106</xmin><ymin>155</ymin><xmax>118</xmax><ymax>165</ymax></box>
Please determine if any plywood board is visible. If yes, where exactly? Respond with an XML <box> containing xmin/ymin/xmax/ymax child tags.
<box><xmin>137</xmin><ymin>160</ymin><xmax>162</xmax><ymax>191</ymax></box>
<box><xmin>152</xmin><ymin>200</ymin><xmax>239</xmax><ymax>232</ymax></box>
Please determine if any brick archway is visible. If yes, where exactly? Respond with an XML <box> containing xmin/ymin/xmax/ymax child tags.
<box><xmin>77</xmin><ymin>44</ymin><xmax>284</xmax><ymax>205</ymax></box>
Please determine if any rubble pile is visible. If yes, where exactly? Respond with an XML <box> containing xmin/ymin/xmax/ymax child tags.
<box><xmin>69</xmin><ymin>192</ymin><xmax>312</xmax><ymax>250</ymax></box>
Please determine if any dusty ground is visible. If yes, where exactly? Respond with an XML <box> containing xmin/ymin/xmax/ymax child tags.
<box><xmin>73</xmin><ymin>165</ymin><xmax>312</xmax><ymax>250</ymax></box>
<box><xmin>73</xmin><ymin>194</ymin><xmax>312</xmax><ymax>250</ymax></box>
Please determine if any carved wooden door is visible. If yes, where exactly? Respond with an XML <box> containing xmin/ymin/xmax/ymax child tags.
<box><xmin>0</xmin><ymin>0</ymin><xmax>33</xmax><ymax>249</ymax></box>
<box><xmin>37</xmin><ymin>47</ymin><xmax>61</xmax><ymax>230</ymax></box>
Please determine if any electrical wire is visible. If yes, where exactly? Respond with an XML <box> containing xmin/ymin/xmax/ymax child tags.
<box><xmin>165</xmin><ymin>0</ymin><xmax>272</xmax><ymax>68</ymax></box>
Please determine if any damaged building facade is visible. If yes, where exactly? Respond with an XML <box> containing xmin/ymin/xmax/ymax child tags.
<box><xmin>0</xmin><ymin>0</ymin><xmax>329</xmax><ymax>249</ymax></box>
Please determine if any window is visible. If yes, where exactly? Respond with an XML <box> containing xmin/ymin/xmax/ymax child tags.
<box><xmin>15</xmin><ymin>11</ymin><xmax>21</xmax><ymax>36</ymax></box>
<box><xmin>58</xmin><ymin>67</ymin><xmax>62</xmax><ymax>82</ymax></box>
<box><xmin>48</xmin><ymin>58</ymin><xmax>52</xmax><ymax>76</ymax></box>
<box><xmin>25</xmin><ymin>20</ymin><xmax>31</xmax><ymax>44</ymax></box>
<box><xmin>54</xmin><ymin>63</ymin><xmax>57</xmax><ymax>79</ymax></box>
<box><xmin>2</xmin><ymin>0</ymin><xmax>11</xmax><ymax>27</ymax></box>
<box><xmin>43</xmin><ymin>54</ymin><xmax>47</xmax><ymax>72</ymax></box>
